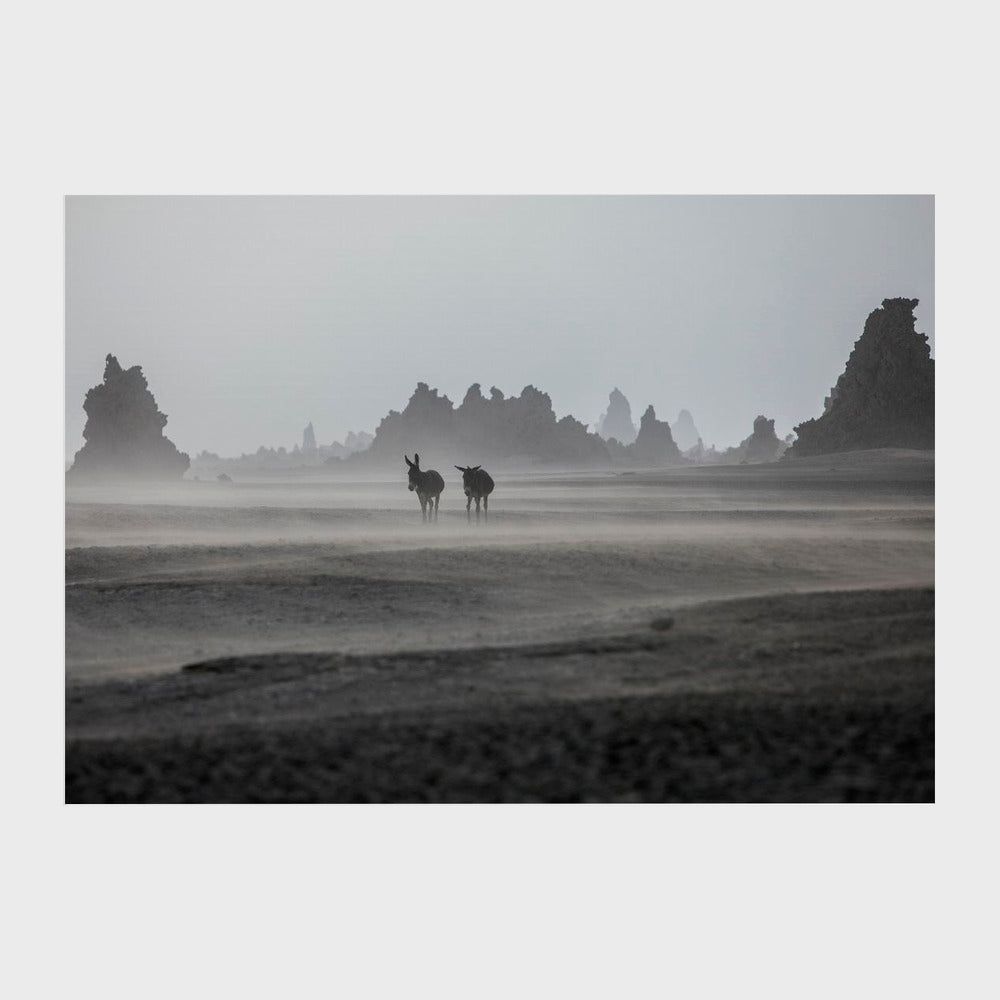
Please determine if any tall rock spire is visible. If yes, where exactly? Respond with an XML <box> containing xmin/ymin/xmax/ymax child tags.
<box><xmin>68</xmin><ymin>354</ymin><xmax>190</xmax><ymax>479</ymax></box>
<box><xmin>596</xmin><ymin>388</ymin><xmax>637</xmax><ymax>444</ymax></box>
<box><xmin>633</xmin><ymin>405</ymin><xmax>681</xmax><ymax>465</ymax></box>
<box><xmin>791</xmin><ymin>298</ymin><xmax>934</xmax><ymax>456</ymax></box>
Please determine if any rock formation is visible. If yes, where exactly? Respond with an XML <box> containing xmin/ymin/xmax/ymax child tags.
<box><xmin>364</xmin><ymin>382</ymin><xmax>458</xmax><ymax>461</ymax></box>
<box><xmin>683</xmin><ymin>437</ymin><xmax>707</xmax><ymax>462</ymax></box>
<box><xmin>356</xmin><ymin>381</ymin><xmax>611</xmax><ymax>466</ymax></box>
<box><xmin>302</xmin><ymin>421</ymin><xmax>316</xmax><ymax>452</ymax></box>
<box><xmin>632</xmin><ymin>405</ymin><xmax>682</xmax><ymax>465</ymax></box>
<box><xmin>343</xmin><ymin>430</ymin><xmax>373</xmax><ymax>453</ymax></box>
<box><xmin>671</xmin><ymin>409</ymin><xmax>701</xmax><ymax>452</ymax></box>
<box><xmin>728</xmin><ymin>415</ymin><xmax>786</xmax><ymax>463</ymax></box>
<box><xmin>192</xmin><ymin>426</ymin><xmax>375</xmax><ymax>476</ymax></box>
<box><xmin>596</xmin><ymin>388</ymin><xmax>637</xmax><ymax>444</ymax></box>
<box><xmin>68</xmin><ymin>354</ymin><xmax>189</xmax><ymax>480</ymax></box>
<box><xmin>790</xmin><ymin>298</ymin><xmax>934</xmax><ymax>456</ymax></box>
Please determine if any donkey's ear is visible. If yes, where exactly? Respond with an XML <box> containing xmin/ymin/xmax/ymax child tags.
<box><xmin>472</xmin><ymin>465</ymin><xmax>481</xmax><ymax>471</ymax></box>
<box><xmin>455</xmin><ymin>465</ymin><xmax>465</xmax><ymax>472</ymax></box>
<box><xmin>404</xmin><ymin>455</ymin><xmax>413</xmax><ymax>467</ymax></box>
<box><xmin>413</xmin><ymin>453</ymin><xmax>420</xmax><ymax>467</ymax></box>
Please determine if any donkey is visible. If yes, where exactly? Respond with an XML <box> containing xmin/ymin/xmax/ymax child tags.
<box><xmin>455</xmin><ymin>464</ymin><xmax>495</xmax><ymax>522</ymax></box>
<box><xmin>404</xmin><ymin>453</ymin><xmax>444</xmax><ymax>522</ymax></box>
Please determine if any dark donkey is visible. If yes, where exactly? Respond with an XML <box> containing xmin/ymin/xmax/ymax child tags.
<box><xmin>404</xmin><ymin>453</ymin><xmax>444</xmax><ymax>522</ymax></box>
<box><xmin>455</xmin><ymin>464</ymin><xmax>495</xmax><ymax>522</ymax></box>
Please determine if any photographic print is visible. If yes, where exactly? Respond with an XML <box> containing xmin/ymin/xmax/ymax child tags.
<box><xmin>64</xmin><ymin>195</ymin><xmax>934</xmax><ymax>802</ymax></box>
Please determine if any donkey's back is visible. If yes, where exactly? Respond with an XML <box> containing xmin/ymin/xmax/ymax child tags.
<box><xmin>424</xmin><ymin>468</ymin><xmax>445</xmax><ymax>494</ymax></box>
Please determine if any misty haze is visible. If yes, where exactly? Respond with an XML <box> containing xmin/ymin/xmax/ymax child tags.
<box><xmin>65</xmin><ymin>196</ymin><xmax>934</xmax><ymax>803</ymax></box>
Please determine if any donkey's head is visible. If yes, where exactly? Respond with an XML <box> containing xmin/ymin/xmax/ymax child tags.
<box><xmin>405</xmin><ymin>453</ymin><xmax>421</xmax><ymax>491</ymax></box>
<box><xmin>455</xmin><ymin>464</ymin><xmax>482</xmax><ymax>496</ymax></box>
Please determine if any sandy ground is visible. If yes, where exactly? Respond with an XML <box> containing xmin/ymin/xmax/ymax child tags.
<box><xmin>65</xmin><ymin>449</ymin><xmax>934</xmax><ymax>802</ymax></box>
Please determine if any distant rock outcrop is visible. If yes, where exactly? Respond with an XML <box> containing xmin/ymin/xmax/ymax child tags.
<box><xmin>68</xmin><ymin>354</ymin><xmax>189</xmax><ymax>480</ymax></box>
<box><xmin>343</xmin><ymin>430</ymin><xmax>373</xmax><ymax>453</ymax></box>
<box><xmin>683</xmin><ymin>437</ymin><xmax>706</xmax><ymax>461</ymax></box>
<box><xmin>364</xmin><ymin>382</ymin><xmax>458</xmax><ymax>461</ymax></box>
<box><xmin>192</xmin><ymin>424</ymin><xmax>373</xmax><ymax>476</ymax></box>
<box><xmin>357</xmin><ymin>381</ymin><xmax>611</xmax><ymax>467</ymax></box>
<box><xmin>671</xmin><ymin>409</ymin><xmax>701</xmax><ymax>452</ymax></box>
<box><xmin>596</xmin><ymin>388</ymin><xmax>637</xmax><ymax>445</ymax></box>
<box><xmin>632</xmin><ymin>405</ymin><xmax>682</xmax><ymax>465</ymax></box>
<box><xmin>790</xmin><ymin>298</ymin><xmax>934</xmax><ymax>456</ymax></box>
<box><xmin>727</xmin><ymin>415</ymin><xmax>786</xmax><ymax>464</ymax></box>
<box><xmin>302</xmin><ymin>421</ymin><xmax>316</xmax><ymax>452</ymax></box>
<box><xmin>346</xmin><ymin>380</ymin><xmax>689</xmax><ymax>469</ymax></box>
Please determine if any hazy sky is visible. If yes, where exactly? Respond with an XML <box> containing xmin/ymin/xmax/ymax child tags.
<box><xmin>65</xmin><ymin>196</ymin><xmax>933</xmax><ymax>460</ymax></box>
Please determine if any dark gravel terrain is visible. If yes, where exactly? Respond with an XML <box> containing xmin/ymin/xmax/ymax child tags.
<box><xmin>66</xmin><ymin>587</ymin><xmax>934</xmax><ymax>803</ymax></box>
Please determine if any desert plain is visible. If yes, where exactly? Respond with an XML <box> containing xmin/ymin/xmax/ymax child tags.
<box><xmin>65</xmin><ymin>449</ymin><xmax>934</xmax><ymax>802</ymax></box>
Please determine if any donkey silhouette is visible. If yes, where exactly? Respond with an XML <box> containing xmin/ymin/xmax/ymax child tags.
<box><xmin>404</xmin><ymin>453</ymin><xmax>444</xmax><ymax>522</ymax></box>
<box><xmin>455</xmin><ymin>464</ymin><xmax>494</xmax><ymax>522</ymax></box>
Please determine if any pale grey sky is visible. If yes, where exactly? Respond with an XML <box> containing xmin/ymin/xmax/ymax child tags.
<box><xmin>65</xmin><ymin>196</ymin><xmax>933</xmax><ymax>460</ymax></box>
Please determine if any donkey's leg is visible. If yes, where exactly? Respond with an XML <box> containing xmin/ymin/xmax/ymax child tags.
<box><xmin>420</xmin><ymin>496</ymin><xmax>427</xmax><ymax>522</ymax></box>
<box><xmin>434</xmin><ymin>496</ymin><xmax>440</xmax><ymax>521</ymax></box>
<box><xmin>466</xmin><ymin>495</ymin><xmax>472</xmax><ymax>522</ymax></box>
<box><xmin>475</xmin><ymin>496</ymin><xmax>481</xmax><ymax>522</ymax></box>
<box><xmin>484</xmin><ymin>495</ymin><xmax>488</xmax><ymax>520</ymax></box>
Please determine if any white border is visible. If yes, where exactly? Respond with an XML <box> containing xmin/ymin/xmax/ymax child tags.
<box><xmin>6</xmin><ymin>1</ymin><xmax>995</xmax><ymax>997</ymax></box>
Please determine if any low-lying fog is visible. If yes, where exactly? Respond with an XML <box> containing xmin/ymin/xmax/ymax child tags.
<box><xmin>66</xmin><ymin>456</ymin><xmax>934</xmax><ymax>681</ymax></box>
